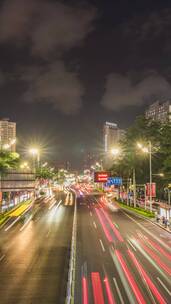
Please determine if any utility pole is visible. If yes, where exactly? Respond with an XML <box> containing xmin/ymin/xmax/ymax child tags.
<box><xmin>127</xmin><ymin>178</ymin><xmax>129</xmax><ymax>206</ymax></box>
<box><xmin>149</xmin><ymin>141</ymin><xmax>152</xmax><ymax>213</ymax></box>
<box><xmin>133</xmin><ymin>168</ymin><xmax>136</xmax><ymax>208</ymax></box>
<box><xmin>144</xmin><ymin>184</ymin><xmax>147</xmax><ymax>210</ymax></box>
<box><xmin>168</xmin><ymin>188</ymin><xmax>171</xmax><ymax>205</ymax></box>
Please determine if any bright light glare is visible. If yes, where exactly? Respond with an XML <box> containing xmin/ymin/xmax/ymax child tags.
<box><xmin>111</xmin><ymin>148</ymin><xmax>120</xmax><ymax>156</ymax></box>
<box><xmin>29</xmin><ymin>148</ymin><xmax>39</xmax><ymax>155</ymax></box>
<box><xmin>142</xmin><ymin>147</ymin><xmax>149</xmax><ymax>153</ymax></box>
<box><xmin>3</xmin><ymin>144</ymin><xmax>10</xmax><ymax>150</ymax></box>
<box><xmin>20</xmin><ymin>162</ymin><xmax>30</xmax><ymax>169</ymax></box>
<box><xmin>137</xmin><ymin>142</ymin><xmax>143</xmax><ymax>149</ymax></box>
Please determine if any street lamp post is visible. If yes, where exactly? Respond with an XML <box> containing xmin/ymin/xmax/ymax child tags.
<box><xmin>149</xmin><ymin>141</ymin><xmax>152</xmax><ymax>213</ymax></box>
<box><xmin>133</xmin><ymin>168</ymin><xmax>136</xmax><ymax>208</ymax></box>
<box><xmin>137</xmin><ymin>141</ymin><xmax>153</xmax><ymax>212</ymax></box>
<box><xmin>29</xmin><ymin>148</ymin><xmax>40</xmax><ymax>169</ymax></box>
<box><xmin>168</xmin><ymin>189</ymin><xmax>171</xmax><ymax>205</ymax></box>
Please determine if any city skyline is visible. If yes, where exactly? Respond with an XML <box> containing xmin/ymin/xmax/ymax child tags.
<box><xmin>0</xmin><ymin>2</ymin><xmax>171</xmax><ymax>304</ymax></box>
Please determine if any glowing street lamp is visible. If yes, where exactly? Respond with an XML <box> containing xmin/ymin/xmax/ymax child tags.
<box><xmin>137</xmin><ymin>142</ymin><xmax>143</xmax><ymax>149</ymax></box>
<box><xmin>29</xmin><ymin>147</ymin><xmax>40</xmax><ymax>167</ymax></box>
<box><xmin>20</xmin><ymin>162</ymin><xmax>30</xmax><ymax>170</ymax></box>
<box><xmin>137</xmin><ymin>141</ymin><xmax>153</xmax><ymax>212</ymax></box>
<box><xmin>111</xmin><ymin>147</ymin><xmax>120</xmax><ymax>157</ymax></box>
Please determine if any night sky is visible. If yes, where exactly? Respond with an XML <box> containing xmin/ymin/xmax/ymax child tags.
<box><xmin>1</xmin><ymin>0</ymin><xmax>171</xmax><ymax>168</ymax></box>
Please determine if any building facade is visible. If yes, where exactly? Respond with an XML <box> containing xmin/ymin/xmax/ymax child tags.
<box><xmin>0</xmin><ymin>118</ymin><xmax>16</xmax><ymax>151</ymax></box>
<box><xmin>145</xmin><ymin>101</ymin><xmax>171</xmax><ymax>123</ymax></box>
<box><xmin>104</xmin><ymin>122</ymin><xmax>125</xmax><ymax>153</ymax></box>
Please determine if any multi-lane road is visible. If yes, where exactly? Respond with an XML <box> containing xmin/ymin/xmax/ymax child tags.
<box><xmin>0</xmin><ymin>192</ymin><xmax>74</xmax><ymax>304</ymax></box>
<box><xmin>0</xmin><ymin>188</ymin><xmax>171</xmax><ymax>304</ymax></box>
<box><xmin>75</xmin><ymin>194</ymin><xmax>171</xmax><ymax>304</ymax></box>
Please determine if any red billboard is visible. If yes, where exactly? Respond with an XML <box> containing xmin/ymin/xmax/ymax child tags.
<box><xmin>94</xmin><ymin>171</ymin><xmax>110</xmax><ymax>183</ymax></box>
<box><xmin>146</xmin><ymin>183</ymin><xmax>156</xmax><ymax>197</ymax></box>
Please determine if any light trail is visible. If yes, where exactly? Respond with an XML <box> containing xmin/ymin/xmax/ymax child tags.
<box><xmin>131</xmin><ymin>238</ymin><xmax>170</xmax><ymax>283</ymax></box>
<box><xmin>113</xmin><ymin>278</ymin><xmax>124</xmax><ymax>304</ymax></box>
<box><xmin>91</xmin><ymin>272</ymin><xmax>105</xmax><ymax>304</ymax></box>
<box><xmin>99</xmin><ymin>239</ymin><xmax>105</xmax><ymax>252</ymax></box>
<box><xmin>100</xmin><ymin>209</ymin><xmax>124</xmax><ymax>242</ymax></box>
<box><xmin>123</xmin><ymin>211</ymin><xmax>171</xmax><ymax>252</ymax></box>
<box><xmin>104</xmin><ymin>276</ymin><xmax>115</xmax><ymax>304</ymax></box>
<box><xmin>95</xmin><ymin>209</ymin><xmax>113</xmax><ymax>242</ymax></box>
<box><xmin>128</xmin><ymin>249</ymin><xmax>167</xmax><ymax>304</ymax></box>
<box><xmin>147</xmin><ymin>238</ymin><xmax>171</xmax><ymax>261</ymax></box>
<box><xmin>82</xmin><ymin>277</ymin><xmax>89</xmax><ymax>304</ymax></box>
<box><xmin>157</xmin><ymin>277</ymin><xmax>171</xmax><ymax>297</ymax></box>
<box><xmin>115</xmin><ymin>250</ymin><xmax>146</xmax><ymax>304</ymax></box>
<box><xmin>141</xmin><ymin>242</ymin><xmax>171</xmax><ymax>276</ymax></box>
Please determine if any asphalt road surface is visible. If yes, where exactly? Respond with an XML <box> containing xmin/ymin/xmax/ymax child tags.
<box><xmin>0</xmin><ymin>192</ymin><xmax>74</xmax><ymax>304</ymax></box>
<box><xmin>75</xmin><ymin>195</ymin><xmax>171</xmax><ymax>304</ymax></box>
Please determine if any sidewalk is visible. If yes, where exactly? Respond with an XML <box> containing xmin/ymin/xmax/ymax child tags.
<box><xmin>151</xmin><ymin>218</ymin><xmax>171</xmax><ymax>233</ymax></box>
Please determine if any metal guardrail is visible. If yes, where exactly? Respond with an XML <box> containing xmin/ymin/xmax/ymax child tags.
<box><xmin>65</xmin><ymin>192</ymin><xmax>77</xmax><ymax>304</ymax></box>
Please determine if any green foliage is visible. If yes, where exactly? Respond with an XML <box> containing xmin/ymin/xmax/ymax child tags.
<box><xmin>0</xmin><ymin>151</ymin><xmax>20</xmax><ymax>174</ymax></box>
<box><xmin>118</xmin><ymin>201</ymin><xmax>155</xmax><ymax>218</ymax></box>
<box><xmin>111</xmin><ymin>115</ymin><xmax>171</xmax><ymax>198</ymax></box>
<box><xmin>36</xmin><ymin>166</ymin><xmax>56</xmax><ymax>180</ymax></box>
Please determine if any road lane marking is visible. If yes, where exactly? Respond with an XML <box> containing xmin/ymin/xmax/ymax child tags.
<box><xmin>20</xmin><ymin>215</ymin><xmax>32</xmax><ymax>231</ymax></box>
<box><xmin>157</xmin><ymin>277</ymin><xmax>171</xmax><ymax>296</ymax></box>
<box><xmin>127</xmin><ymin>239</ymin><xmax>136</xmax><ymax>251</ymax></box>
<box><xmin>93</xmin><ymin>221</ymin><xmax>97</xmax><ymax>229</ymax></box>
<box><xmin>0</xmin><ymin>254</ymin><xmax>5</xmax><ymax>262</ymax></box>
<box><xmin>113</xmin><ymin>277</ymin><xmax>124</xmax><ymax>304</ymax></box>
<box><xmin>49</xmin><ymin>199</ymin><xmax>62</xmax><ymax>211</ymax></box>
<box><xmin>90</xmin><ymin>211</ymin><xmax>92</xmax><ymax>217</ymax></box>
<box><xmin>48</xmin><ymin>199</ymin><xmax>57</xmax><ymax>210</ymax></box>
<box><xmin>5</xmin><ymin>216</ymin><xmax>21</xmax><ymax>232</ymax></box>
<box><xmin>99</xmin><ymin>239</ymin><xmax>105</xmax><ymax>252</ymax></box>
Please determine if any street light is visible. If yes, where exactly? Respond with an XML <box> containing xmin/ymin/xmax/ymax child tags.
<box><xmin>137</xmin><ymin>141</ymin><xmax>153</xmax><ymax>212</ymax></box>
<box><xmin>137</xmin><ymin>143</ymin><xmax>143</xmax><ymax>149</ymax></box>
<box><xmin>152</xmin><ymin>173</ymin><xmax>164</xmax><ymax>177</ymax></box>
<box><xmin>111</xmin><ymin>147</ymin><xmax>120</xmax><ymax>157</ymax></box>
<box><xmin>20</xmin><ymin>162</ymin><xmax>30</xmax><ymax>170</ymax></box>
<box><xmin>29</xmin><ymin>147</ymin><xmax>40</xmax><ymax>168</ymax></box>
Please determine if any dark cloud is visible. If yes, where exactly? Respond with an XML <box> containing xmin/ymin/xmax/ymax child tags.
<box><xmin>0</xmin><ymin>71</ymin><xmax>5</xmax><ymax>84</ymax></box>
<box><xmin>0</xmin><ymin>0</ymin><xmax>96</xmax><ymax>57</ymax></box>
<box><xmin>122</xmin><ymin>8</ymin><xmax>171</xmax><ymax>42</ymax></box>
<box><xmin>0</xmin><ymin>0</ymin><xmax>97</xmax><ymax>115</ymax></box>
<box><xmin>101</xmin><ymin>72</ymin><xmax>171</xmax><ymax>111</ymax></box>
<box><xmin>20</xmin><ymin>61</ymin><xmax>84</xmax><ymax>115</ymax></box>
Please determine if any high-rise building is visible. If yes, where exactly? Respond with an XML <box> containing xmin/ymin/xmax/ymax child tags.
<box><xmin>0</xmin><ymin>118</ymin><xmax>16</xmax><ymax>152</ymax></box>
<box><xmin>145</xmin><ymin>100</ymin><xmax>171</xmax><ymax>123</ymax></box>
<box><xmin>104</xmin><ymin>122</ymin><xmax>125</xmax><ymax>153</ymax></box>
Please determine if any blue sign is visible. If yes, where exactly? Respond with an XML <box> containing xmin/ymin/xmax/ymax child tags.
<box><xmin>106</xmin><ymin>177</ymin><xmax>122</xmax><ymax>186</ymax></box>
